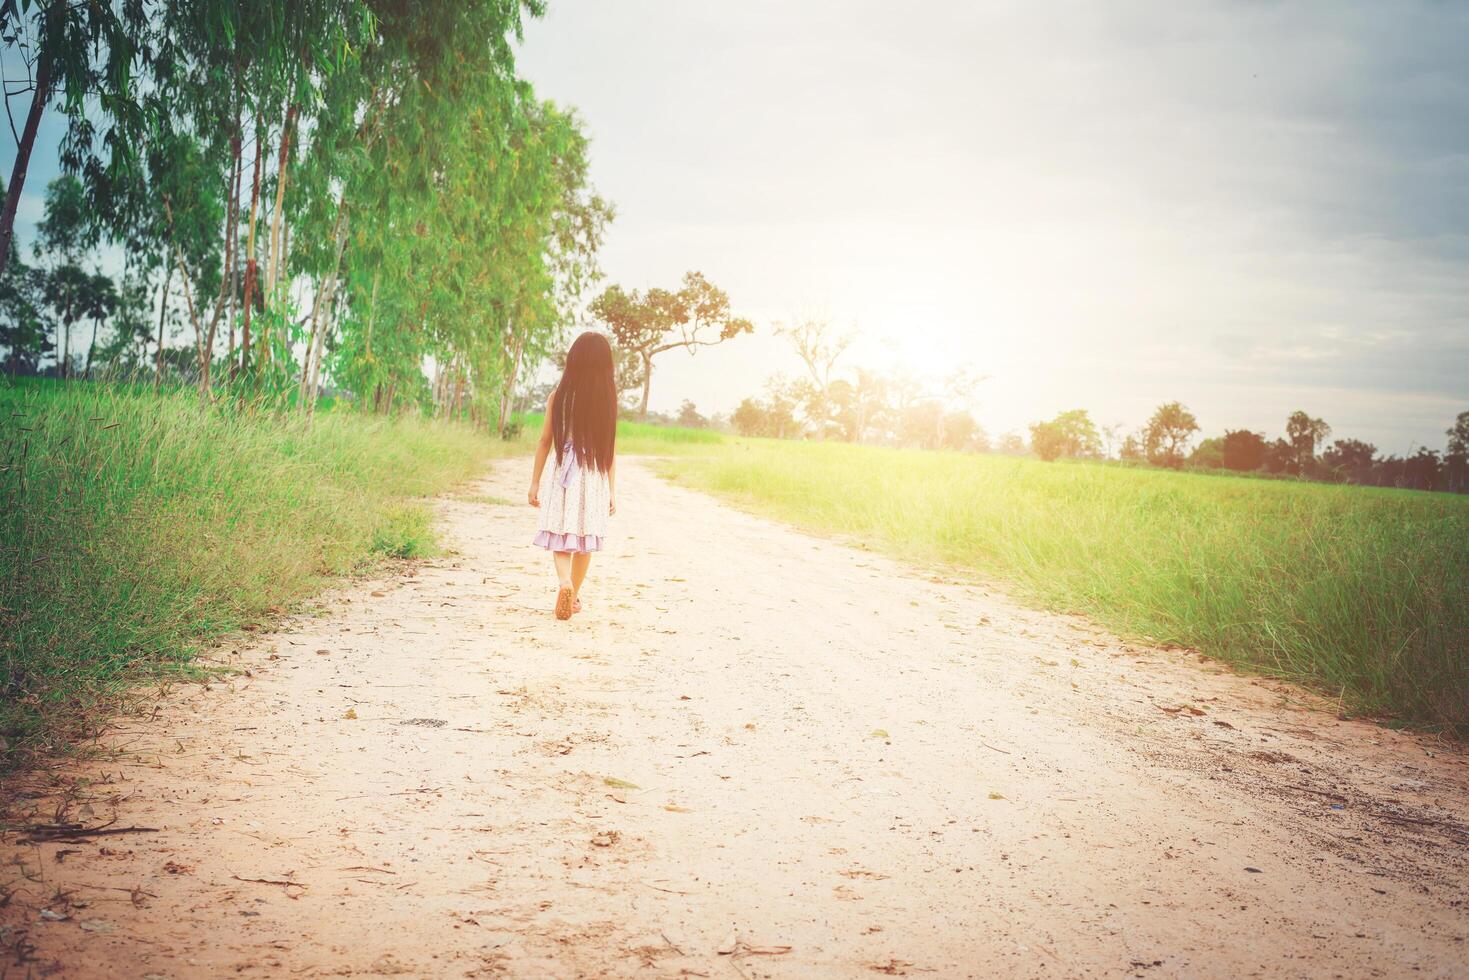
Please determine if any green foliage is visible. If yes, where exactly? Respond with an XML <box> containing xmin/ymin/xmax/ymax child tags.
<box><xmin>660</xmin><ymin>437</ymin><xmax>1469</xmax><ymax>734</ymax></box>
<box><xmin>1188</xmin><ymin>436</ymin><xmax>1225</xmax><ymax>469</ymax></box>
<box><xmin>2</xmin><ymin>1</ymin><xmax>609</xmax><ymax>419</ymax></box>
<box><xmin>0</xmin><ymin>379</ymin><xmax>497</xmax><ymax>766</ymax></box>
<box><xmin>1029</xmin><ymin>409</ymin><xmax>1101</xmax><ymax>462</ymax></box>
<box><xmin>1221</xmin><ymin>429</ymin><xmax>1268</xmax><ymax>471</ymax></box>
<box><xmin>590</xmin><ymin>271</ymin><xmax>752</xmax><ymax>417</ymax></box>
<box><xmin>1142</xmin><ymin>401</ymin><xmax>1199</xmax><ymax>468</ymax></box>
<box><xmin>0</xmin><ymin>204</ymin><xmax>50</xmax><ymax>373</ymax></box>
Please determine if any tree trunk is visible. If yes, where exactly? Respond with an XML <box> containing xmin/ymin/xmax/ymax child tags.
<box><xmin>305</xmin><ymin>277</ymin><xmax>334</xmax><ymax>421</ymax></box>
<box><xmin>498</xmin><ymin>327</ymin><xmax>524</xmax><ymax>436</ymax></box>
<box><xmin>154</xmin><ymin>265</ymin><xmax>173</xmax><ymax>388</ymax></box>
<box><xmin>298</xmin><ymin>285</ymin><xmax>325</xmax><ymax>411</ymax></box>
<box><xmin>639</xmin><ymin>353</ymin><xmax>653</xmax><ymax>418</ymax></box>
<box><xmin>0</xmin><ymin>54</ymin><xmax>53</xmax><ymax>279</ymax></box>
<box><xmin>160</xmin><ymin>196</ymin><xmax>215</xmax><ymax>394</ymax></box>
<box><xmin>265</xmin><ymin>103</ymin><xmax>297</xmax><ymax>298</ymax></box>
<box><xmin>59</xmin><ymin>307</ymin><xmax>71</xmax><ymax>380</ymax></box>
<box><xmin>225</xmin><ymin>128</ymin><xmax>243</xmax><ymax>371</ymax></box>
<box><xmin>84</xmin><ymin>316</ymin><xmax>100</xmax><ymax>379</ymax></box>
<box><xmin>364</xmin><ymin>271</ymin><xmax>379</xmax><ymax>360</ymax></box>
<box><xmin>299</xmin><ymin>204</ymin><xmax>348</xmax><ymax>411</ymax></box>
<box><xmin>239</xmin><ymin>123</ymin><xmax>266</xmax><ymax>377</ymax></box>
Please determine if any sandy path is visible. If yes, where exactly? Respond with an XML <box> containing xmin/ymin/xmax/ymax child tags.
<box><xmin>3</xmin><ymin>457</ymin><xmax>1467</xmax><ymax>979</ymax></box>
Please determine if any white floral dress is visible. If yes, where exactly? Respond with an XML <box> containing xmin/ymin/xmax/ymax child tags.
<box><xmin>534</xmin><ymin>443</ymin><xmax>611</xmax><ymax>553</ymax></box>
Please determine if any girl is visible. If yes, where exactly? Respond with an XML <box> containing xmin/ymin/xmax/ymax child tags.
<box><xmin>528</xmin><ymin>331</ymin><xmax>617</xmax><ymax>620</ymax></box>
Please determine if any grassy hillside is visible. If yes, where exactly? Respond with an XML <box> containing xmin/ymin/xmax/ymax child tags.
<box><xmin>0</xmin><ymin>381</ymin><xmax>500</xmax><ymax>767</ymax></box>
<box><xmin>659</xmin><ymin>438</ymin><xmax>1469</xmax><ymax>733</ymax></box>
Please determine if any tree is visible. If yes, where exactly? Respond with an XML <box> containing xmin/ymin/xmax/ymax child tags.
<box><xmin>899</xmin><ymin>400</ymin><xmax>943</xmax><ymax>449</ymax></box>
<box><xmin>33</xmin><ymin>175</ymin><xmax>92</xmax><ymax>377</ymax></box>
<box><xmin>831</xmin><ymin>368</ymin><xmax>890</xmax><ymax>442</ymax></box>
<box><xmin>1446</xmin><ymin>411</ymin><xmax>1469</xmax><ymax>494</ymax></box>
<box><xmin>1142</xmin><ymin>401</ymin><xmax>1199</xmax><ymax>469</ymax></box>
<box><xmin>730</xmin><ymin>381</ymin><xmax>797</xmax><ymax>439</ymax></box>
<box><xmin>1285</xmin><ymin>410</ymin><xmax>1331</xmax><ymax>473</ymax></box>
<box><xmin>941</xmin><ymin>411</ymin><xmax>982</xmax><ymax>451</ymax></box>
<box><xmin>1188</xmin><ymin>437</ymin><xmax>1224</xmax><ymax>469</ymax></box>
<box><xmin>1402</xmin><ymin>448</ymin><xmax>1443</xmax><ymax>492</ymax></box>
<box><xmin>0</xmin><ymin>199</ymin><xmax>49</xmax><ymax>373</ymax></box>
<box><xmin>1221</xmin><ymin>429</ymin><xmax>1268</xmax><ymax>471</ymax></box>
<box><xmin>1029</xmin><ymin>420</ymin><xmax>1068</xmax><ymax>461</ymax></box>
<box><xmin>935</xmin><ymin>366</ymin><xmax>988</xmax><ymax>449</ymax></box>
<box><xmin>0</xmin><ymin>0</ymin><xmax>150</xmax><ymax>276</ymax></box>
<box><xmin>676</xmin><ymin>400</ymin><xmax>706</xmax><ymax>428</ymax></box>
<box><xmin>731</xmin><ymin>397</ymin><xmax>767</xmax><ymax>437</ymax></box>
<box><xmin>1322</xmin><ymin>438</ymin><xmax>1376</xmax><ymax>484</ymax></box>
<box><xmin>100</xmin><ymin>266</ymin><xmax>158</xmax><ymax>371</ymax></box>
<box><xmin>78</xmin><ymin>271</ymin><xmax>118</xmax><ymax>379</ymax></box>
<box><xmin>1263</xmin><ymin>437</ymin><xmax>1295</xmax><ymax>475</ymax></box>
<box><xmin>0</xmin><ymin>1</ymin><xmax>615</xmax><ymax>419</ymax></box>
<box><xmin>998</xmin><ymin>431</ymin><xmax>1027</xmax><ymax>455</ymax></box>
<box><xmin>779</xmin><ymin>315</ymin><xmax>852</xmax><ymax>437</ymax></box>
<box><xmin>1029</xmin><ymin>408</ymin><xmax>1102</xmax><ymax>462</ymax></box>
<box><xmin>591</xmin><ymin>272</ymin><xmax>751</xmax><ymax>418</ymax></box>
<box><xmin>1449</xmin><ymin>411</ymin><xmax>1469</xmax><ymax>457</ymax></box>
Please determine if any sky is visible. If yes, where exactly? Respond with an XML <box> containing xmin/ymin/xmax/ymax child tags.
<box><xmin>514</xmin><ymin>0</ymin><xmax>1469</xmax><ymax>452</ymax></box>
<box><xmin>4</xmin><ymin>2</ymin><xmax>1466</xmax><ymax>452</ymax></box>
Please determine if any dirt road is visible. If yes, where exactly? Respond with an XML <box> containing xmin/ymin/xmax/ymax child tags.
<box><xmin>3</xmin><ymin>458</ymin><xmax>1467</xmax><ymax>978</ymax></box>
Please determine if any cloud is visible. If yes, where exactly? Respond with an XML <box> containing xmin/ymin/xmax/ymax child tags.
<box><xmin>516</xmin><ymin>0</ymin><xmax>1469</xmax><ymax>451</ymax></box>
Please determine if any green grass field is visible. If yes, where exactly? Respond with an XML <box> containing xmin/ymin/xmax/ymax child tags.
<box><xmin>517</xmin><ymin>412</ymin><xmax>726</xmax><ymax>455</ymax></box>
<box><xmin>0</xmin><ymin>380</ymin><xmax>501</xmax><ymax>767</ymax></box>
<box><xmin>657</xmin><ymin>438</ymin><xmax>1469</xmax><ymax>734</ymax></box>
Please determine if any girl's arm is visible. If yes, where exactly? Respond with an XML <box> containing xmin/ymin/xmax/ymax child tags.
<box><xmin>528</xmin><ymin>394</ymin><xmax>555</xmax><ymax>506</ymax></box>
<box><xmin>608</xmin><ymin>456</ymin><xmax>617</xmax><ymax>515</ymax></box>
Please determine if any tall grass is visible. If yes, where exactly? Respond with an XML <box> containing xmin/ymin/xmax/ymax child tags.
<box><xmin>1</xmin><ymin>380</ymin><xmax>496</xmax><ymax>765</ymax></box>
<box><xmin>660</xmin><ymin>439</ymin><xmax>1469</xmax><ymax>733</ymax></box>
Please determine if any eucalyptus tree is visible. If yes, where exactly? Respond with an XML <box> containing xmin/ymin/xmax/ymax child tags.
<box><xmin>33</xmin><ymin>175</ymin><xmax>92</xmax><ymax>377</ymax></box>
<box><xmin>321</xmin><ymin>0</ymin><xmax>603</xmax><ymax>421</ymax></box>
<box><xmin>93</xmin><ymin>265</ymin><xmax>156</xmax><ymax>372</ymax></box>
<box><xmin>0</xmin><ymin>0</ymin><xmax>151</xmax><ymax>276</ymax></box>
<box><xmin>79</xmin><ymin>270</ymin><xmax>118</xmax><ymax>378</ymax></box>
<box><xmin>149</xmin><ymin>131</ymin><xmax>223</xmax><ymax>389</ymax></box>
<box><xmin>141</xmin><ymin>0</ymin><xmax>375</xmax><ymax>385</ymax></box>
<box><xmin>5</xmin><ymin>0</ymin><xmax>608</xmax><ymax>412</ymax></box>
<box><xmin>0</xmin><ymin>215</ymin><xmax>48</xmax><ymax>373</ymax></box>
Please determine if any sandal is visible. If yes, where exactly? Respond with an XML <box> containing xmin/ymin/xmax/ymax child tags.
<box><xmin>554</xmin><ymin>586</ymin><xmax>575</xmax><ymax>621</ymax></box>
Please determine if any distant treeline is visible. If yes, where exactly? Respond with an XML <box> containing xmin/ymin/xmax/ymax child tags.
<box><xmin>1035</xmin><ymin>403</ymin><xmax>1469</xmax><ymax>494</ymax></box>
<box><xmin>640</xmin><ymin>318</ymin><xmax>1467</xmax><ymax>495</ymax></box>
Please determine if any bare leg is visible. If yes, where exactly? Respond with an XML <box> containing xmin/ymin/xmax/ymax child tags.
<box><xmin>552</xmin><ymin>551</ymin><xmax>575</xmax><ymax>620</ymax></box>
<box><xmin>571</xmin><ymin>553</ymin><xmax>592</xmax><ymax>594</ymax></box>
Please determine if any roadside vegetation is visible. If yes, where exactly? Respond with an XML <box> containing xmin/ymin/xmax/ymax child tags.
<box><xmin>659</xmin><ymin>436</ymin><xmax>1469</xmax><ymax>735</ymax></box>
<box><xmin>0</xmin><ymin>380</ymin><xmax>501</xmax><ymax>768</ymax></box>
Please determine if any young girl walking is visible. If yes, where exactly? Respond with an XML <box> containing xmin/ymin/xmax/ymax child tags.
<box><xmin>528</xmin><ymin>331</ymin><xmax>617</xmax><ymax>620</ymax></box>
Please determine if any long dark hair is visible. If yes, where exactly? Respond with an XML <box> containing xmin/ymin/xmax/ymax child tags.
<box><xmin>552</xmin><ymin>331</ymin><xmax>617</xmax><ymax>473</ymax></box>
